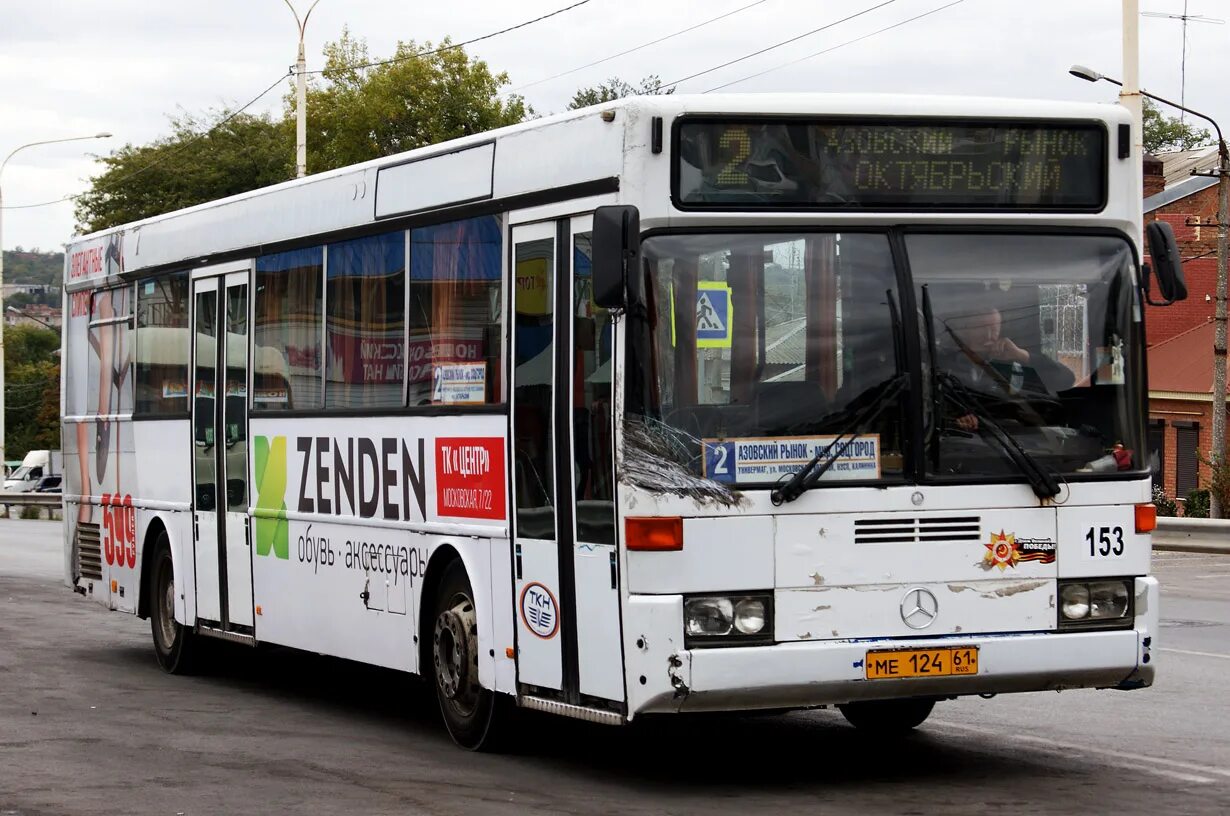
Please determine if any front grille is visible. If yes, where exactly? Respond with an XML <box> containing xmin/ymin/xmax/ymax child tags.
<box><xmin>854</xmin><ymin>516</ymin><xmax>982</xmax><ymax>545</ymax></box>
<box><xmin>76</xmin><ymin>522</ymin><xmax>103</xmax><ymax>580</ymax></box>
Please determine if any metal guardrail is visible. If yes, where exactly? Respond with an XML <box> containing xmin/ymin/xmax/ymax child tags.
<box><xmin>1153</xmin><ymin>517</ymin><xmax>1230</xmax><ymax>554</ymax></box>
<box><xmin>0</xmin><ymin>492</ymin><xmax>63</xmax><ymax>506</ymax></box>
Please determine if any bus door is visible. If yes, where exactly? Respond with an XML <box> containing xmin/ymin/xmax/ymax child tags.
<box><xmin>510</xmin><ymin>217</ymin><xmax>624</xmax><ymax>707</ymax></box>
<box><xmin>191</xmin><ymin>266</ymin><xmax>254</xmax><ymax>633</ymax></box>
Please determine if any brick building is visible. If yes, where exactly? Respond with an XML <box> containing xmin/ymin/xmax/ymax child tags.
<box><xmin>1141</xmin><ymin>146</ymin><xmax>1225</xmax><ymax>501</ymax></box>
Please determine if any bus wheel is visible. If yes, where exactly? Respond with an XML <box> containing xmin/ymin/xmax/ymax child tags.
<box><xmin>149</xmin><ymin>532</ymin><xmax>197</xmax><ymax>674</ymax></box>
<box><xmin>431</xmin><ymin>560</ymin><xmax>502</xmax><ymax>750</ymax></box>
<box><xmin>838</xmin><ymin>699</ymin><xmax>934</xmax><ymax>733</ymax></box>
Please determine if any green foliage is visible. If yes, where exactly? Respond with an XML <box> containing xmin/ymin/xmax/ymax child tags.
<box><xmin>1143</xmin><ymin>98</ymin><xmax>1212</xmax><ymax>154</ymax></box>
<box><xmin>75</xmin><ymin>111</ymin><xmax>294</xmax><ymax>234</ymax></box>
<box><xmin>1195</xmin><ymin>449</ymin><xmax>1230</xmax><ymax>516</ymax></box>
<box><xmin>1</xmin><ymin>250</ymin><xmax>62</xmax><ymax>307</ymax></box>
<box><xmin>1151</xmin><ymin>485</ymin><xmax>1177</xmax><ymax>517</ymax></box>
<box><xmin>20</xmin><ymin>505</ymin><xmax>43</xmax><ymax>520</ymax></box>
<box><xmin>301</xmin><ymin>29</ymin><xmax>527</xmax><ymax>173</ymax></box>
<box><xmin>4</xmin><ymin>325</ymin><xmax>60</xmax><ymax>461</ymax></box>
<box><xmin>568</xmin><ymin>75</ymin><xmax>674</xmax><ymax>110</ymax></box>
<box><xmin>1183</xmin><ymin>488</ymin><xmax>1210</xmax><ymax>518</ymax></box>
<box><xmin>74</xmin><ymin>30</ymin><xmax>527</xmax><ymax>232</ymax></box>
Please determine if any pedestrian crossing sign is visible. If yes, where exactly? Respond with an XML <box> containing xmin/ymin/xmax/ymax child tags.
<box><xmin>695</xmin><ymin>281</ymin><xmax>732</xmax><ymax>348</ymax></box>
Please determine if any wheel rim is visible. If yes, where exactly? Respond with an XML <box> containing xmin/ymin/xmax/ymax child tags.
<box><xmin>433</xmin><ymin>591</ymin><xmax>480</xmax><ymax>718</ymax></box>
<box><xmin>157</xmin><ymin>560</ymin><xmax>176</xmax><ymax>650</ymax></box>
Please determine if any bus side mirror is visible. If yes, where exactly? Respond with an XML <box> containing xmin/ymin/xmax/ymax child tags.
<box><xmin>592</xmin><ymin>205</ymin><xmax>640</xmax><ymax>310</ymax></box>
<box><xmin>1144</xmin><ymin>221</ymin><xmax>1188</xmax><ymax>305</ymax></box>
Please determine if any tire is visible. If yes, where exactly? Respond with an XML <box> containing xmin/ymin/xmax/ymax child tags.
<box><xmin>148</xmin><ymin>532</ymin><xmax>198</xmax><ymax>674</ymax></box>
<box><xmin>838</xmin><ymin>699</ymin><xmax>935</xmax><ymax>733</ymax></box>
<box><xmin>430</xmin><ymin>559</ymin><xmax>507</xmax><ymax>750</ymax></box>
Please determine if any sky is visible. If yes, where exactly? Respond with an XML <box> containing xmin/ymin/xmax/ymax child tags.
<box><xmin>1</xmin><ymin>0</ymin><xmax>1226</xmax><ymax>254</ymax></box>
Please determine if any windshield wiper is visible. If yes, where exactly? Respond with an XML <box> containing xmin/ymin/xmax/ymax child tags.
<box><xmin>937</xmin><ymin>372</ymin><xmax>1061</xmax><ymax>499</ymax></box>
<box><xmin>771</xmin><ymin>373</ymin><xmax>909</xmax><ymax>505</ymax></box>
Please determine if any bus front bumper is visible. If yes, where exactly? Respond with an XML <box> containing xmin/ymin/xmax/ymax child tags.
<box><xmin>626</xmin><ymin>577</ymin><xmax>1157</xmax><ymax>716</ymax></box>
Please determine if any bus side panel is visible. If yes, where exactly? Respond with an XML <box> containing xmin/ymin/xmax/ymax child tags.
<box><xmin>248</xmin><ymin>415</ymin><xmax>510</xmax><ymax>677</ymax></box>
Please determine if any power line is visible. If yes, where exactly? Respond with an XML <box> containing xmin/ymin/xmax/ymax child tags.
<box><xmin>5</xmin><ymin>2</ymin><xmax>598</xmax><ymax>211</ymax></box>
<box><xmin>305</xmin><ymin>0</ymin><xmax>594</xmax><ymax>77</ymax></box>
<box><xmin>660</xmin><ymin>0</ymin><xmax>899</xmax><ymax>89</ymax></box>
<box><xmin>2</xmin><ymin>71</ymin><xmax>291</xmax><ymax>212</ymax></box>
<box><xmin>706</xmin><ymin>0</ymin><xmax>966</xmax><ymax>92</ymax></box>
<box><xmin>508</xmin><ymin>0</ymin><xmax>770</xmax><ymax>94</ymax></box>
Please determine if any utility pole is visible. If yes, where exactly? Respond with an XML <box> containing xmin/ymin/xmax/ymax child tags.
<box><xmin>282</xmin><ymin>0</ymin><xmax>323</xmax><ymax>178</ymax></box>
<box><xmin>1070</xmin><ymin>65</ymin><xmax>1229</xmax><ymax>518</ymax></box>
<box><xmin>0</xmin><ymin>133</ymin><xmax>111</xmax><ymax>469</ymax></box>
<box><xmin>1122</xmin><ymin>0</ymin><xmax>1143</xmax><ymax>205</ymax></box>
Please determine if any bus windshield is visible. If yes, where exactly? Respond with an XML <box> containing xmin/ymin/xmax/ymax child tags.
<box><xmin>628</xmin><ymin>231</ymin><xmax>1144</xmax><ymax>488</ymax></box>
<box><xmin>913</xmin><ymin>233</ymin><xmax>1144</xmax><ymax>481</ymax></box>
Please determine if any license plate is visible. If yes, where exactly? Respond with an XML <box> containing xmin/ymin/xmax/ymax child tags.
<box><xmin>864</xmin><ymin>646</ymin><xmax>979</xmax><ymax>680</ymax></box>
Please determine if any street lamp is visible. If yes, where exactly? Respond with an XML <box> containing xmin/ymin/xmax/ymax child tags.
<box><xmin>1071</xmin><ymin>64</ymin><xmax>1230</xmax><ymax>518</ymax></box>
<box><xmin>282</xmin><ymin>0</ymin><xmax>324</xmax><ymax>178</ymax></box>
<box><xmin>0</xmin><ymin>132</ymin><xmax>112</xmax><ymax>473</ymax></box>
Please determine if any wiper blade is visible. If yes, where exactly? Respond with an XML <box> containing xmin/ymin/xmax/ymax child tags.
<box><xmin>938</xmin><ymin>372</ymin><xmax>1061</xmax><ymax>499</ymax></box>
<box><xmin>771</xmin><ymin>373</ymin><xmax>909</xmax><ymax>505</ymax></box>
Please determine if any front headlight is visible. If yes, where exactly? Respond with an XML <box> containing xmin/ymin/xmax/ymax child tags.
<box><xmin>1058</xmin><ymin>579</ymin><xmax>1133</xmax><ymax>629</ymax></box>
<box><xmin>684</xmin><ymin>597</ymin><xmax>733</xmax><ymax>637</ymax></box>
<box><xmin>684</xmin><ymin>593</ymin><xmax>773</xmax><ymax>646</ymax></box>
<box><xmin>1060</xmin><ymin>583</ymin><xmax>1090</xmax><ymax>620</ymax></box>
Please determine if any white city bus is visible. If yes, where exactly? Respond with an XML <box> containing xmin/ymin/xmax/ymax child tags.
<box><xmin>62</xmin><ymin>94</ymin><xmax>1188</xmax><ymax>749</ymax></box>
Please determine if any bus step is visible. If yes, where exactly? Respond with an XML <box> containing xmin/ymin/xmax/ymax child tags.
<box><xmin>195</xmin><ymin>625</ymin><xmax>256</xmax><ymax>646</ymax></box>
<box><xmin>518</xmin><ymin>696</ymin><xmax>624</xmax><ymax>725</ymax></box>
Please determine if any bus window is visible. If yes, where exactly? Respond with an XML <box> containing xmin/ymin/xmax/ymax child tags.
<box><xmin>255</xmin><ymin>247</ymin><xmax>324</xmax><ymax>410</ymax></box>
<box><xmin>408</xmin><ymin>215</ymin><xmax>503</xmax><ymax>407</ymax></box>
<box><xmin>325</xmin><ymin>231</ymin><xmax>406</xmax><ymax>410</ymax></box>
<box><xmin>135</xmin><ymin>272</ymin><xmax>190</xmax><ymax>416</ymax></box>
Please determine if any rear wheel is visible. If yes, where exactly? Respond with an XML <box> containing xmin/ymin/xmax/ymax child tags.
<box><xmin>430</xmin><ymin>559</ymin><xmax>507</xmax><ymax>750</ymax></box>
<box><xmin>149</xmin><ymin>533</ymin><xmax>198</xmax><ymax>674</ymax></box>
<box><xmin>838</xmin><ymin>699</ymin><xmax>934</xmax><ymax>733</ymax></box>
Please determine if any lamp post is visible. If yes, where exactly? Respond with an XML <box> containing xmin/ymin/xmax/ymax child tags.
<box><xmin>1071</xmin><ymin>64</ymin><xmax>1229</xmax><ymax>518</ymax></box>
<box><xmin>0</xmin><ymin>132</ymin><xmax>112</xmax><ymax>472</ymax></box>
<box><xmin>282</xmin><ymin>0</ymin><xmax>323</xmax><ymax>178</ymax></box>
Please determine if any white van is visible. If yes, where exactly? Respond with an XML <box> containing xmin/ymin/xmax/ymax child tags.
<box><xmin>5</xmin><ymin>450</ymin><xmax>62</xmax><ymax>493</ymax></box>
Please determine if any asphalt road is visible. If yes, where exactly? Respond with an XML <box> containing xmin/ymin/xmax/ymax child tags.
<box><xmin>2</xmin><ymin>520</ymin><xmax>1228</xmax><ymax>815</ymax></box>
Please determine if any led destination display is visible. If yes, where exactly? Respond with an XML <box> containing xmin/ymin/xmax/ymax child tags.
<box><xmin>676</xmin><ymin>119</ymin><xmax>1106</xmax><ymax>210</ymax></box>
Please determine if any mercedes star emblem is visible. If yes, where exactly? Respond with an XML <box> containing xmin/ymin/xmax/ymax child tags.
<box><xmin>900</xmin><ymin>587</ymin><xmax>939</xmax><ymax>629</ymax></box>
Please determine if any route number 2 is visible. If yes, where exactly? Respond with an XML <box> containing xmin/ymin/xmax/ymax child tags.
<box><xmin>1085</xmin><ymin>526</ymin><xmax>1124</xmax><ymax>557</ymax></box>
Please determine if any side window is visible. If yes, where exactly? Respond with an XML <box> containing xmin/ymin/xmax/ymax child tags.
<box><xmin>135</xmin><ymin>272</ymin><xmax>190</xmax><ymax>415</ymax></box>
<box><xmin>325</xmin><ymin>231</ymin><xmax>406</xmax><ymax>409</ymax></box>
<box><xmin>254</xmin><ymin>247</ymin><xmax>323</xmax><ymax>409</ymax></box>
<box><xmin>408</xmin><ymin>214</ymin><xmax>504</xmax><ymax>406</ymax></box>
<box><xmin>87</xmin><ymin>285</ymin><xmax>134</xmax><ymax>416</ymax></box>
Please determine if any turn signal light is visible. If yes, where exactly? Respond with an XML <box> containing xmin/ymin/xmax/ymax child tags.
<box><xmin>626</xmin><ymin>517</ymin><xmax>683</xmax><ymax>551</ymax></box>
<box><xmin>1135</xmin><ymin>503</ymin><xmax>1157</xmax><ymax>533</ymax></box>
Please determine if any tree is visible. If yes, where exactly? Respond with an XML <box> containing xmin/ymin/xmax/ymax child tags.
<box><xmin>4</xmin><ymin>325</ymin><xmax>60</xmax><ymax>461</ymax></box>
<box><xmin>300</xmin><ymin>29</ymin><xmax>528</xmax><ymax>173</ymax></box>
<box><xmin>568</xmin><ymin>75</ymin><xmax>674</xmax><ymax>110</ymax></box>
<box><xmin>75</xmin><ymin>112</ymin><xmax>293</xmax><ymax>233</ymax></box>
<box><xmin>1143</xmin><ymin>98</ymin><xmax>1212</xmax><ymax>154</ymax></box>
<box><xmin>75</xmin><ymin>29</ymin><xmax>527</xmax><ymax>231</ymax></box>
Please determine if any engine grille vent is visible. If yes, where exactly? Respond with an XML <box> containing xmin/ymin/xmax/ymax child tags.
<box><xmin>76</xmin><ymin>522</ymin><xmax>103</xmax><ymax>581</ymax></box>
<box><xmin>854</xmin><ymin>516</ymin><xmax>981</xmax><ymax>545</ymax></box>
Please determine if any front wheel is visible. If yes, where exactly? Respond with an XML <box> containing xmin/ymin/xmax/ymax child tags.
<box><xmin>430</xmin><ymin>560</ymin><xmax>507</xmax><ymax>750</ymax></box>
<box><xmin>149</xmin><ymin>532</ymin><xmax>198</xmax><ymax>674</ymax></box>
<box><xmin>838</xmin><ymin>699</ymin><xmax>935</xmax><ymax>733</ymax></box>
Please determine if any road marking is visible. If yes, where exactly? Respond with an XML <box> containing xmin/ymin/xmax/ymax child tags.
<box><xmin>930</xmin><ymin>720</ymin><xmax>1230</xmax><ymax>785</ymax></box>
<box><xmin>1159</xmin><ymin>647</ymin><xmax>1230</xmax><ymax>660</ymax></box>
<box><xmin>1194</xmin><ymin>573</ymin><xmax>1230</xmax><ymax>579</ymax></box>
